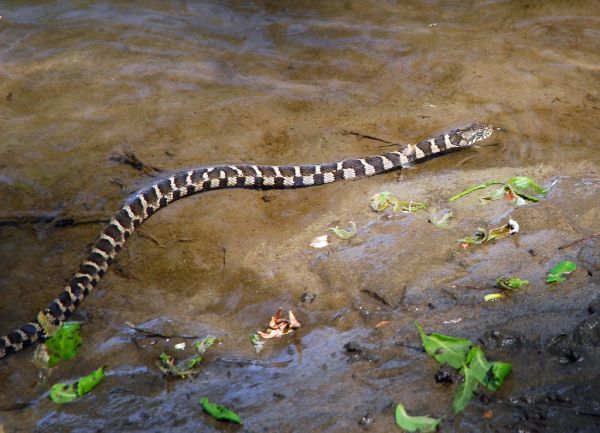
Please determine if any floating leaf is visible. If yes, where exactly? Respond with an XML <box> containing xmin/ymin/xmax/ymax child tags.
<box><xmin>415</xmin><ymin>322</ymin><xmax>472</xmax><ymax>369</ymax></box>
<box><xmin>49</xmin><ymin>367</ymin><xmax>105</xmax><ymax>404</ymax></box>
<box><xmin>200</xmin><ymin>397</ymin><xmax>241</xmax><ymax>424</ymax></box>
<box><xmin>44</xmin><ymin>322</ymin><xmax>82</xmax><ymax>367</ymax></box>
<box><xmin>484</xmin><ymin>293</ymin><xmax>505</xmax><ymax>302</ymax></box>
<box><xmin>465</xmin><ymin>346</ymin><xmax>512</xmax><ymax>392</ymax></box>
<box><xmin>328</xmin><ymin>221</ymin><xmax>357</xmax><ymax>240</ymax></box>
<box><xmin>394</xmin><ymin>404</ymin><xmax>441</xmax><ymax>433</ymax></box>
<box><xmin>496</xmin><ymin>277</ymin><xmax>529</xmax><ymax>291</ymax></box>
<box><xmin>429</xmin><ymin>211</ymin><xmax>454</xmax><ymax>228</ymax></box>
<box><xmin>547</xmin><ymin>260</ymin><xmax>577</xmax><ymax>283</ymax></box>
<box><xmin>452</xmin><ymin>365</ymin><xmax>478</xmax><ymax>414</ymax></box>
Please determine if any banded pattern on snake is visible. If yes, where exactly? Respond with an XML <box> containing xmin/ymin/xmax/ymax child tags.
<box><xmin>0</xmin><ymin>123</ymin><xmax>493</xmax><ymax>359</ymax></box>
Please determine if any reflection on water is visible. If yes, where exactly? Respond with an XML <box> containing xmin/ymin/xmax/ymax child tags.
<box><xmin>1</xmin><ymin>1</ymin><xmax>599</xmax><ymax>432</ymax></box>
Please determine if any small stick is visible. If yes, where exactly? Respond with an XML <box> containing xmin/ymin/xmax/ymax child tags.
<box><xmin>125</xmin><ymin>321</ymin><xmax>200</xmax><ymax>340</ymax></box>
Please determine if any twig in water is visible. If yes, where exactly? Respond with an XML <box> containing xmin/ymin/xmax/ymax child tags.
<box><xmin>109</xmin><ymin>151</ymin><xmax>163</xmax><ymax>176</ymax></box>
<box><xmin>125</xmin><ymin>321</ymin><xmax>201</xmax><ymax>340</ymax></box>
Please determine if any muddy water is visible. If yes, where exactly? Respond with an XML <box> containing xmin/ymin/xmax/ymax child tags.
<box><xmin>1</xmin><ymin>1</ymin><xmax>599</xmax><ymax>432</ymax></box>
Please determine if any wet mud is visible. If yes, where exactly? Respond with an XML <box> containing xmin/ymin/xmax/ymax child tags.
<box><xmin>1</xmin><ymin>1</ymin><xmax>599</xmax><ymax>432</ymax></box>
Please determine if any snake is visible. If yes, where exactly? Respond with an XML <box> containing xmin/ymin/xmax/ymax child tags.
<box><xmin>0</xmin><ymin>122</ymin><xmax>493</xmax><ymax>359</ymax></box>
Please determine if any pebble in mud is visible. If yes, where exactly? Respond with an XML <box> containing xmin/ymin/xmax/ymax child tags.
<box><xmin>301</xmin><ymin>291</ymin><xmax>317</xmax><ymax>303</ymax></box>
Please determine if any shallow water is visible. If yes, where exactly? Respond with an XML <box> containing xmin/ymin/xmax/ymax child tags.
<box><xmin>1</xmin><ymin>1</ymin><xmax>600</xmax><ymax>432</ymax></box>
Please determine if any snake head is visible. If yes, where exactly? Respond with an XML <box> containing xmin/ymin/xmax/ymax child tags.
<box><xmin>456</xmin><ymin>122</ymin><xmax>494</xmax><ymax>147</ymax></box>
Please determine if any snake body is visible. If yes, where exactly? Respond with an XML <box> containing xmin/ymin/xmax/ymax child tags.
<box><xmin>0</xmin><ymin>123</ymin><xmax>493</xmax><ymax>359</ymax></box>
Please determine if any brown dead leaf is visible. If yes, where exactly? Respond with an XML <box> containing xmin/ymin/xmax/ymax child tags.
<box><xmin>257</xmin><ymin>308</ymin><xmax>301</xmax><ymax>339</ymax></box>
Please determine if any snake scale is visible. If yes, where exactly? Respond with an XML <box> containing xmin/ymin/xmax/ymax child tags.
<box><xmin>0</xmin><ymin>123</ymin><xmax>493</xmax><ymax>359</ymax></box>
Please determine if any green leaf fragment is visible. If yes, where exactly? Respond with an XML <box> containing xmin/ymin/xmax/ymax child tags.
<box><xmin>392</xmin><ymin>200</ymin><xmax>427</xmax><ymax>213</ymax></box>
<box><xmin>370</xmin><ymin>191</ymin><xmax>393</xmax><ymax>211</ymax></box>
<box><xmin>44</xmin><ymin>322</ymin><xmax>82</xmax><ymax>367</ymax></box>
<box><xmin>394</xmin><ymin>404</ymin><xmax>441</xmax><ymax>433</ymax></box>
<box><xmin>328</xmin><ymin>221</ymin><xmax>357</xmax><ymax>239</ymax></box>
<box><xmin>459</xmin><ymin>228</ymin><xmax>488</xmax><ymax>245</ymax></box>
<box><xmin>448</xmin><ymin>180</ymin><xmax>504</xmax><ymax>201</ymax></box>
<box><xmin>547</xmin><ymin>260</ymin><xmax>577</xmax><ymax>283</ymax></box>
<box><xmin>415</xmin><ymin>322</ymin><xmax>472</xmax><ymax>369</ymax></box>
<box><xmin>465</xmin><ymin>346</ymin><xmax>512</xmax><ymax>392</ymax></box>
<box><xmin>484</xmin><ymin>293</ymin><xmax>505</xmax><ymax>302</ymax></box>
<box><xmin>194</xmin><ymin>336</ymin><xmax>217</xmax><ymax>354</ymax></box>
<box><xmin>452</xmin><ymin>365</ymin><xmax>478</xmax><ymax>414</ymax></box>
<box><xmin>200</xmin><ymin>397</ymin><xmax>241</xmax><ymax>424</ymax></box>
<box><xmin>250</xmin><ymin>333</ymin><xmax>264</xmax><ymax>353</ymax></box>
<box><xmin>370</xmin><ymin>192</ymin><xmax>426</xmax><ymax>213</ymax></box>
<box><xmin>506</xmin><ymin>176</ymin><xmax>547</xmax><ymax>202</ymax></box>
<box><xmin>49</xmin><ymin>367</ymin><xmax>105</xmax><ymax>404</ymax></box>
<box><xmin>449</xmin><ymin>176</ymin><xmax>546</xmax><ymax>205</ymax></box>
<box><xmin>496</xmin><ymin>277</ymin><xmax>529</xmax><ymax>291</ymax></box>
<box><xmin>77</xmin><ymin>366</ymin><xmax>105</xmax><ymax>395</ymax></box>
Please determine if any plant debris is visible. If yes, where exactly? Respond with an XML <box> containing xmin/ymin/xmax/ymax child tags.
<box><xmin>449</xmin><ymin>176</ymin><xmax>547</xmax><ymax>205</ymax></box>
<box><xmin>484</xmin><ymin>293</ymin><xmax>506</xmax><ymax>302</ymax></box>
<box><xmin>199</xmin><ymin>397</ymin><xmax>241</xmax><ymax>424</ymax></box>
<box><xmin>415</xmin><ymin>322</ymin><xmax>471</xmax><ymax>369</ymax></box>
<box><xmin>428</xmin><ymin>210</ymin><xmax>454</xmax><ymax>228</ymax></box>
<box><xmin>546</xmin><ymin>260</ymin><xmax>577</xmax><ymax>283</ymax></box>
<box><xmin>496</xmin><ymin>277</ymin><xmax>529</xmax><ymax>291</ymax></box>
<box><xmin>49</xmin><ymin>367</ymin><xmax>105</xmax><ymax>404</ymax></box>
<box><xmin>257</xmin><ymin>308</ymin><xmax>301</xmax><ymax>339</ymax></box>
<box><xmin>328</xmin><ymin>221</ymin><xmax>357</xmax><ymax>239</ymax></box>
<box><xmin>394</xmin><ymin>404</ymin><xmax>441</xmax><ymax>433</ymax></box>
<box><xmin>415</xmin><ymin>323</ymin><xmax>512</xmax><ymax>414</ymax></box>
<box><xmin>250</xmin><ymin>333</ymin><xmax>265</xmax><ymax>353</ymax></box>
<box><xmin>38</xmin><ymin>321</ymin><xmax>82</xmax><ymax>367</ymax></box>
<box><xmin>370</xmin><ymin>192</ymin><xmax>427</xmax><ymax>213</ymax></box>
<box><xmin>310</xmin><ymin>234</ymin><xmax>330</xmax><ymax>249</ymax></box>
<box><xmin>458</xmin><ymin>219</ymin><xmax>519</xmax><ymax>247</ymax></box>
<box><xmin>157</xmin><ymin>336</ymin><xmax>218</xmax><ymax>378</ymax></box>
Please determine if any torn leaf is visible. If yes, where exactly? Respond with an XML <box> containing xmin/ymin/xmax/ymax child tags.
<box><xmin>328</xmin><ymin>221</ymin><xmax>357</xmax><ymax>240</ymax></box>
<box><xmin>49</xmin><ymin>367</ymin><xmax>105</xmax><ymax>404</ymax></box>
<box><xmin>200</xmin><ymin>397</ymin><xmax>241</xmax><ymax>424</ymax></box>
<box><xmin>547</xmin><ymin>260</ymin><xmax>577</xmax><ymax>283</ymax></box>
<box><xmin>44</xmin><ymin>322</ymin><xmax>82</xmax><ymax>367</ymax></box>
<box><xmin>452</xmin><ymin>365</ymin><xmax>478</xmax><ymax>414</ymax></box>
<box><xmin>459</xmin><ymin>219</ymin><xmax>519</xmax><ymax>247</ymax></box>
<box><xmin>415</xmin><ymin>322</ymin><xmax>472</xmax><ymax>369</ymax></box>
<box><xmin>496</xmin><ymin>277</ymin><xmax>529</xmax><ymax>291</ymax></box>
<box><xmin>394</xmin><ymin>404</ymin><xmax>441</xmax><ymax>433</ymax></box>
<box><xmin>465</xmin><ymin>346</ymin><xmax>512</xmax><ymax>392</ymax></box>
